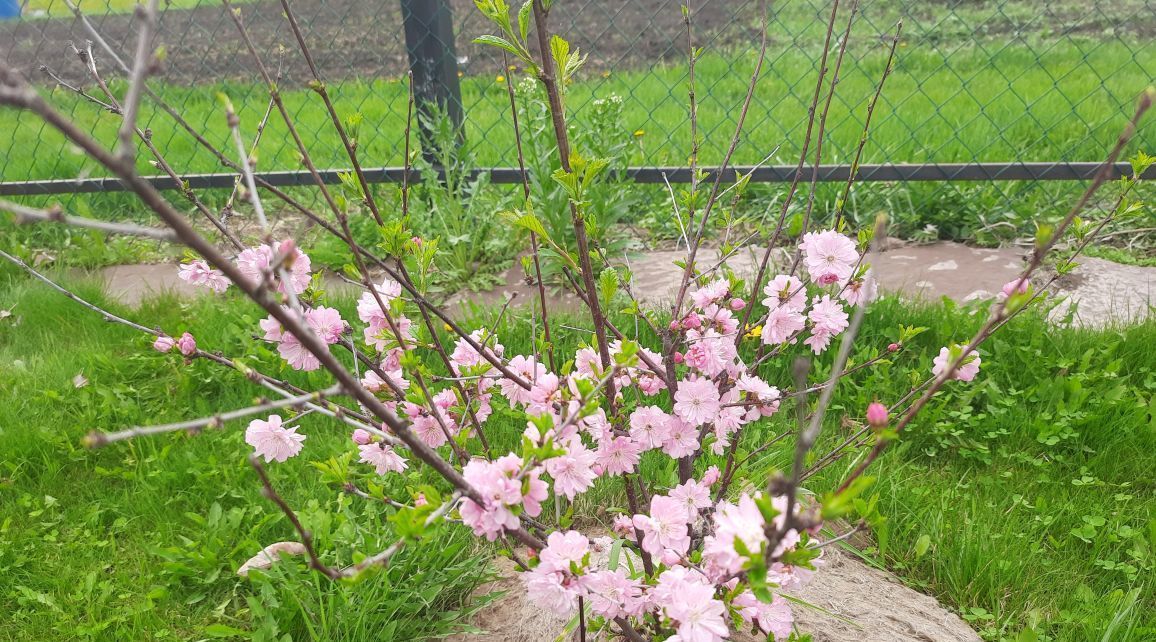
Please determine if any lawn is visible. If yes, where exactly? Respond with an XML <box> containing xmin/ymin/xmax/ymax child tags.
<box><xmin>20</xmin><ymin>0</ymin><xmax>246</xmax><ymax>18</ymax></box>
<box><xmin>1</xmin><ymin>260</ymin><xmax>1152</xmax><ymax>641</ymax></box>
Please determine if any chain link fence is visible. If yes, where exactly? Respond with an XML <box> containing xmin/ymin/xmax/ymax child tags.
<box><xmin>1</xmin><ymin>0</ymin><xmax>1154</xmax><ymax>236</ymax></box>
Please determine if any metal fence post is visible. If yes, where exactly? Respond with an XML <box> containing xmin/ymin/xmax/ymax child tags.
<box><xmin>400</xmin><ymin>0</ymin><xmax>464</xmax><ymax>164</ymax></box>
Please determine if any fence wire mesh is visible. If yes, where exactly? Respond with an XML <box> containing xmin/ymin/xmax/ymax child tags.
<box><xmin>1</xmin><ymin>0</ymin><xmax>1154</xmax><ymax>234</ymax></box>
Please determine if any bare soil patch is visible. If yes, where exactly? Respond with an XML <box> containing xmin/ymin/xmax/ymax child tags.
<box><xmin>2</xmin><ymin>0</ymin><xmax>757</xmax><ymax>86</ymax></box>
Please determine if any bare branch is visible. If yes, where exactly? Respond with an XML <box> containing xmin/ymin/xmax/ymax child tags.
<box><xmin>85</xmin><ymin>386</ymin><xmax>343</xmax><ymax>447</ymax></box>
<box><xmin>117</xmin><ymin>0</ymin><xmax>159</xmax><ymax>162</ymax></box>
<box><xmin>2</xmin><ymin>199</ymin><xmax>178</xmax><ymax>241</ymax></box>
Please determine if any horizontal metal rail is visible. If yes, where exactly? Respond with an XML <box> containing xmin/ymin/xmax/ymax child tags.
<box><xmin>1</xmin><ymin>162</ymin><xmax>1151</xmax><ymax>196</ymax></box>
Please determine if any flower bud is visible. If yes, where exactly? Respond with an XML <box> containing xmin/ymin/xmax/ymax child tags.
<box><xmin>817</xmin><ymin>273</ymin><xmax>840</xmax><ymax>285</ymax></box>
<box><xmin>351</xmin><ymin>428</ymin><xmax>372</xmax><ymax>445</ymax></box>
<box><xmin>701</xmin><ymin>465</ymin><xmax>721</xmax><ymax>486</ymax></box>
<box><xmin>729</xmin><ymin>298</ymin><xmax>746</xmax><ymax>311</ymax></box>
<box><xmin>866</xmin><ymin>402</ymin><xmax>889</xmax><ymax>428</ymax></box>
<box><xmin>669</xmin><ymin>320</ymin><xmax>681</xmax><ymax>332</ymax></box>
<box><xmin>177</xmin><ymin>332</ymin><xmax>197</xmax><ymax>356</ymax></box>
<box><xmin>673</xmin><ymin>351</ymin><xmax>684</xmax><ymax>364</ymax></box>
<box><xmin>1001</xmin><ymin>278</ymin><xmax>1030</xmax><ymax>297</ymax></box>
<box><xmin>887</xmin><ymin>342</ymin><xmax>900</xmax><ymax>353</ymax></box>
<box><xmin>153</xmin><ymin>335</ymin><xmax>176</xmax><ymax>353</ymax></box>
<box><xmin>682</xmin><ymin>312</ymin><xmax>701</xmax><ymax>330</ymax></box>
<box><xmin>414</xmin><ymin>493</ymin><xmax>428</xmax><ymax>507</ymax></box>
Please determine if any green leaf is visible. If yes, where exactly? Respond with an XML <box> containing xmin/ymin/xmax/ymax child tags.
<box><xmin>517</xmin><ymin>1</ymin><xmax>533</xmax><ymax>43</ymax></box>
<box><xmin>913</xmin><ymin>534</ymin><xmax>931</xmax><ymax>558</ymax></box>
<box><xmin>607</xmin><ymin>538</ymin><xmax>623</xmax><ymax>571</ymax></box>
<box><xmin>599</xmin><ymin>268</ymin><xmax>619</xmax><ymax>306</ymax></box>
<box><xmin>203</xmin><ymin>624</ymin><xmax>247</xmax><ymax>638</ymax></box>
<box><xmin>473</xmin><ymin>34</ymin><xmax>523</xmax><ymax>58</ymax></box>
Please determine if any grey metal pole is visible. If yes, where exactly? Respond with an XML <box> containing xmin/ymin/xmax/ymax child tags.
<box><xmin>400</xmin><ymin>0</ymin><xmax>464</xmax><ymax>163</ymax></box>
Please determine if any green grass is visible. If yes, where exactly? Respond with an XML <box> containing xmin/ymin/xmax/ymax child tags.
<box><xmin>1</xmin><ymin>260</ymin><xmax>1153</xmax><ymax>640</ymax></box>
<box><xmin>21</xmin><ymin>0</ymin><xmax>250</xmax><ymax>18</ymax></box>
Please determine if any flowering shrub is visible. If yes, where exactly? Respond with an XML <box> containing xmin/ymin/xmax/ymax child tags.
<box><xmin>0</xmin><ymin>0</ymin><xmax>1149</xmax><ymax>639</ymax></box>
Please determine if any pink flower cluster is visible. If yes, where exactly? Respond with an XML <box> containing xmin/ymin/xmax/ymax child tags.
<box><xmin>518</xmin><ymin>486</ymin><xmax>807</xmax><ymax>641</ymax></box>
<box><xmin>259</xmin><ymin>306</ymin><xmax>346</xmax><ymax>371</ymax></box>
<box><xmin>459</xmin><ymin>455</ymin><xmax>547</xmax><ymax>540</ymax></box>
<box><xmin>758</xmin><ymin>230</ymin><xmax>876</xmax><ymax>355</ymax></box>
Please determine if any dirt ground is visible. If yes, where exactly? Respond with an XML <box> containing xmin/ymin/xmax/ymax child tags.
<box><xmin>1</xmin><ymin>0</ymin><xmax>758</xmax><ymax>86</ymax></box>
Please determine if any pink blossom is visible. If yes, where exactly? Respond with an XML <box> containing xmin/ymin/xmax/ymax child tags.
<box><xmin>803</xmin><ymin>329</ymin><xmax>834</xmax><ymax>354</ymax></box>
<box><xmin>866</xmin><ymin>402</ymin><xmax>888</xmax><ymax>427</ymax></box>
<box><xmin>736</xmin><ymin>374</ymin><xmax>781</xmax><ymax>417</ymax></box>
<box><xmin>665</xmin><ymin>580</ymin><xmax>729</xmax><ymax>642</ymax></box>
<box><xmin>651</xmin><ymin>566</ymin><xmax>709</xmax><ymax>611</ymax></box>
<box><xmin>363</xmin><ymin>315</ymin><xmax>414</xmax><ymax>353</ymax></box>
<box><xmin>612</xmin><ymin>515</ymin><xmax>635</xmax><ymax>537</ymax></box>
<box><xmin>762</xmin><ymin>306</ymin><xmax>806</xmax><ymax>345</ymax></box>
<box><xmin>670</xmin><ymin>479</ymin><xmax>711</xmax><ymax>520</ymax></box>
<box><xmin>306</xmin><ymin>306</ymin><xmax>345</xmax><ymax>344</ymax></box>
<box><xmin>583</xmin><ymin>569</ymin><xmax>646</xmax><ymax>619</ymax></box>
<box><xmin>800</xmin><ymin>230</ymin><xmax>859</xmax><ymax>284</ymax></box>
<box><xmin>933</xmin><ymin>345</ymin><xmax>981</xmax><ymax>382</ymax></box>
<box><xmin>362</xmin><ymin>369</ymin><xmax>408</xmax><ymax>394</ymax></box>
<box><xmin>734</xmin><ymin>591</ymin><xmax>794</xmax><ymax>640</ymax></box>
<box><xmin>702</xmin><ymin>493</ymin><xmax>767</xmax><ymax>576</ymax></box>
<box><xmin>277</xmin><ymin>333</ymin><xmax>320</xmax><ymax>371</ymax></box>
<box><xmin>527</xmin><ymin>372</ymin><xmax>561</xmax><ymax>414</ymax></box>
<box><xmin>177</xmin><ymin>332</ymin><xmax>197</xmax><ymax>356</ymax></box>
<box><xmin>177</xmin><ymin>260</ymin><xmax>230</xmax><ymax>293</ymax></box>
<box><xmin>809</xmin><ymin>295</ymin><xmax>849</xmax><ymax>335</ymax></box>
<box><xmin>259</xmin><ymin>315</ymin><xmax>283</xmax><ymax>341</ymax></box>
<box><xmin>235</xmin><ymin>242</ymin><xmax>312</xmax><ymax>294</ymax></box>
<box><xmin>539</xmin><ymin>530</ymin><xmax>589</xmax><ymax>572</ymax></box>
<box><xmin>690</xmin><ymin>278</ymin><xmax>730</xmax><ymax>309</ymax></box>
<box><xmin>1001</xmin><ymin>277</ymin><xmax>1030</xmax><ymax>298</ymax></box>
<box><xmin>729</xmin><ymin>298</ymin><xmax>746</xmax><ymax>311</ymax></box>
<box><xmin>152</xmin><ymin>335</ymin><xmax>175</xmax><ymax>352</ymax></box>
<box><xmin>638</xmin><ymin>374</ymin><xmax>665</xmax><ymax>396</ymax></box>
<box><xmin>404</xmin><ymin>402</ymin><xmax>449</xmax><ymax>448</ymax></box>
<box><xmin>523</xmin><ymin>566</ymin><xmax>580</xmax><ymax>616</ymax></box>
<box><xmin>459</xmin><ymin>457</ymin><xmax>523</xmax><ymax>540</ymax></box>
<box><xmin>245</xmin><ymin>414</ymin><xmax>306</xmax><ymax>463</ymax></box>
<box><xmin>521</xmin><ymin>468</ymin><xmax>549</xmax><ymax>517</ymax></box>
<box><xmin>449</xmin><ymin>329</ymin><xmax>504</xmax><ymax>372</ymax></box>
<box><xmin>684</xmin><ymin>329</ymin><xmax>738</xmax><ymax>377</ymax></box>
<box><xmin>351</xmin><ymin>429</ymin><xmax>372</xmax><ymax>445</ymax></box>
<box><xmin>761</xmin><ymin>274</ymin><xmax>806</xmax><ymax>312</ymax></box>
<box><xmin>840</xmin><ymin>271</ymin><xmax>878</xmax><ymax>307</ymax></box>
<box><xmin>355</xmin><ymin>278</ymin><xmax>402</xmax><ymax>326</ymax></box>
<box><xmin>595</xmin><ymin>436</ymin><xmax>641</xmax><ymax>476</ymax></box>
<box><xmin>545</xmin><ymin>437</ymin><xmax>598</xmax><ymax>499</ymax></box>
<box><xmin>701</xmin><ymin>466</ymin><xmax>721</xmax><ymax>486</ymax></box>
<box><xmin>662</xmin><ymin>416</ymin><xmax>700</xmax><ymax>458</ymax></box>
<box><xmin>682</xmin><ymin>311</ymin><xmax>703</xmax><ymax>330</ymax></box>
<box><xmin>499</xmin><ymin>355</ymin><xmax>543</xmax><ymax>406</ymax></box>
<box><xmin>629</xmin><ymin>406</ymin><xmax>671</xmax><ymax>450</ymax></box>
<box><xmin>358</xmin><ymin>442</ymin><xmax>408</xmax><ymax>475</ymax></box>
<box><xmin>632</xmin><ymin>495</ymin><xmax>691</xmax><ymax>557</ymax></box>
<box><xmin>574</xmin><ymin>347</ymin><xmax>602</xmax><ymax>378</ymax></box>
<box><xmin>673</xmin><ymin>377</ymin><xmax>721</xmax><ymax>426</ymax></box>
